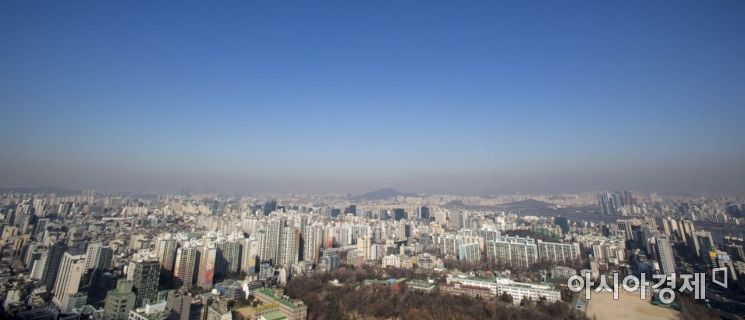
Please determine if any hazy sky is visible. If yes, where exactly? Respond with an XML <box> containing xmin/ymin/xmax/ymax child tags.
<box><xmin>2</xmin><ymin>0</ymin><xmax>745</xmax><ymax>195</ymax></box>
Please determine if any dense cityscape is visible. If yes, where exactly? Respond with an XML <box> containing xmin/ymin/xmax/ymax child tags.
<box><xmin>0</xmin><ymin>188</ymin><xmax>743</xmax><ymax>319</ymax></box>
<box><xmin>3</xmin><ymin>0</ymin><xmax>745</xmax><ymax>319</ymax></box>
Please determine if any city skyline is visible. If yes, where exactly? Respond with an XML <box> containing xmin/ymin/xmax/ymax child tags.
<box><xmin>3</xmin><ymin>2</ymin><xmax>745</xmax><ymax>319</ymax></box>
<box><xmin>2</xmin><ymin>0</ymin><xmax>745</xmax><ymax>195</ymax></box>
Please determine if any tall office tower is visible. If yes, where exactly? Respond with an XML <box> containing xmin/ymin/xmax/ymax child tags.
<box><xmin>357</xmin><ymin>237</ymin><xmax>371</xmax><ymax>260</ymax></box>
<box><xmin>655</xmin><ymin>235</ymin><xmax>676</xmax><ymax>276</ymax></box>
<box><xmin>302</xmin><ymin>224</ymin><xmax>324</xmax><ymax>263</ymax></box>
<box><xmin>127</xmin><ymin>259</ymin><xmax>161</xmax><ymax>307</ymax></box>
<box><xmin>85</xmin><ymin>242</ymin><xmax>113</xmax><ymax>271</ymax></box>
<box><xmin>197</xmin><ymin>246</ymin><xmax>216</xmax><ymax>290</ymax></box>
<box><xmin>240</xmin><ymin>236</ymin><xmax>259</xmax><ymax>274</ymax></box>
<box><xmin>597</xmin><ymin>192</ymin><xmax>611</xmax><ymax>215</ymax></box>
<box><xmin>485</xmin><ymin>236</ymin><xmax>538</xmax><ymax>268</ymax></box>
<box><xmin>42</xmin><ymin>242</ymin><xmax>66</xmax><ymax>290</ymax></box>
<box><xmin>279</xmin><ymin>226</ymin><xmax>300</xmax><ymax>268</ymax></box>
<box><xmin>598</xmin><ymin>192</ymin><xmax>616</xmax><ymax>215</ymax></box>
<box><xmin>612</xmin><ymin>192</ymin><xmax>625</xmax><ymax>214</ymax></box>
<box><xmin>536</xmin><ymin>240</ymin><xmax>581</xmax><ymax>265</ymax></box>
<box><xmin>393</xmin><ymin>208</ymin><xmax>406</xmax><ymax>221</ymax></box>
<box><xmin>102</xmin><ymin>279</ymin><xmax>136</xmax><ymax>320</ymax></box>
<box><xmin>166</xmin><ymin>291</ymin><xmax>203</xmax><ymax>320</ymax></box>
<box><xmin>87</xmin><ymin>272</ymin><xmax>119</xmax><ymax>305</ymax></box>
<box><xmin>597</xmin><ymin>191</ymin><xmax>626</xmax><ymax>215</ymax></box>
<box><xmin>419</xmin><ymin>206</ymin><xmax>430</xmax><ymax>221</ymax></box>
<box><xmin>173</xmin><ymin>245</ymin><xmax>200</xmax><ymax>289</ymax></box>
<box><xmin>263</xmin><ymin>200</ymin><xmax>277</xmax><ymax>216</ymax></box>
<box><xmin>328</xmin><ymin>208</ymin><xmax>340</xmax><ymax>219</ymax></box>
<box><xmin>344</xmin><ymin>205</ymin><xmax>357</xmax><ymax>215</ymax></box>
<box><xmin>379</xmin><ymin>209</ymin><xmax>390</xmax><ymax>221</ymax></box>
<box><xmin>52</xmin><ymin>252</ymin><xmax>87</xmax><ymax>307</ymax></box>
<box><xmin>155</xmin><ymin>234</ymin><xmax>180</xmax><ymax>277</ymax></box>
<box><xmin>622</xmin><ymin>191</ymin><xmax>635</xmax><ymax>205</ymax></box>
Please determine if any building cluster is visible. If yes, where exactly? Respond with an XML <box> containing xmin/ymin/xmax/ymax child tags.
<box><xmin>0</xmin><ymin>189</ymin><xmax>744</xmax><ymax>319</ymax></box>
<box><xmin>442</xmin><ymin>273</ymin><xmax>561</xmax><ymax>305</ymax></box>
<box><xmin>597</xmin><ymin>190</ymin><xmax>745</xmax><ymax>225</ymax></box>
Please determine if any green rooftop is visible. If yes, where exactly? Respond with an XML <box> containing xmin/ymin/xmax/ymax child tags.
<box><xmin>259</xmin><ymin>310</ymin><xmax>287</xmax><ymax>320</ymax></box>
<box><xmin>256</xmin><ymin>288</ymin><xmax>303</xmax><ymax>310</ymax></box>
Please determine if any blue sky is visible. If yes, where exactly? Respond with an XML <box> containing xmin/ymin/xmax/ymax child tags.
<box><xmin>1</xmin><ymin>0</ymin><xmax>744</xmax><ymax>194</ymax></box>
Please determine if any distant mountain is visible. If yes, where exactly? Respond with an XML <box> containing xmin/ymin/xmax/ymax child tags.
<box><xmin>0</xmin><ymin>186</ymin><xmax>79</xmax><ymax>195</ymax></box>
<box><xmin>353</xmin><ymin>188</ymin><xmax>416</xmax><ymax>201</ymax></box>
<box><xmin>443</xmin><ymin>200</ymin><xmax>466</xmax><ymax>207</ymax></box>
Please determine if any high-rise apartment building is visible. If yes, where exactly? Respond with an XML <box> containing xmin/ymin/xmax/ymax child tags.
<box><xmin>536</xmin><ymin>240</ymin><xmax>580</xmax><ymax>265</ymax></box>
<box><xmin>155</xmin><ymin>234</ymin><xmax>180</xmax><ymax>276</ymax></box>
<box><xmin>214</xmin><ymin>238</ymin><xmax>242</xmax><ymax>277</ymax></box>
<box><xmin>85</xmin><ymin>242</ymin><xmax>113</xmax><ymax>271</ymax></box>
<box><xmin>240</xmin><ymin>236</ymin><xmax>259</xmax><ymax>274</ymax></box>
<box><xmin>655</xmin><ymin>235</ymin><xmax>676</xmax><ymax>276</ymax></box>
<box><xmin>174</xmin><ymin>245</ymin><xmax>200</xmax><ymax>289</ymax></box>
<box><xmin>279</xmin><ymin>226</ymin><xmax>300</xmax><ymax>268</ymax></box>
<box><xmin>302</xmin><ymin>224</ymin><xmax>324</xmax><ymax>263</ymax></box>
<box><xmin>197</xmin><ymin>246</ymin><xmax>216</xmax><ymax>290</ymax></box>
<box><xmin>485</xmin><ymin>236</ymin><xmax>538</xmax><ymax>268</ymax></box>
<box><xmin>357</xmin><ymin>236</ymin><xmax>371</xmax><ymax>261</ymax></box>
<box><xmin>127</xmin><ymin>259</ymin><xmax>160</xmax><ymax>307</ymax></box>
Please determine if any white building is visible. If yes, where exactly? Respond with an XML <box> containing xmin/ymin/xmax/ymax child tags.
<box><xmin>52</xmin><ymin>253</ymin><xmax>86</xmax><ymax>308</ymax></box>
<box><xmin>496</xmin><ymin>281</ymin><xmax>561</xmax><ymax>305</ymax></box>
<box><xmin>381</xmin><ymin>254</ymin><xmax>401</xmax><ymax>268</ymax></box>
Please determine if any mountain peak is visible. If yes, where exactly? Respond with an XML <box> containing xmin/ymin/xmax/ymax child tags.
<box><xmin>353</xmin><ymin>188</ymin><xmax>415</xmax><ymax>201</ymax></box>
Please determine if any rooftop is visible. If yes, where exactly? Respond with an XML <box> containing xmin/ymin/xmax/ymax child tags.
<box><xmin>256</xmin><ymin>288</ymin><xmax>304</xmax><ymax>310</ymax></box>
<box><xmin>259</xmin><ymin>310</ymin><xmax>287</xmax><ymax>320</ymax></box>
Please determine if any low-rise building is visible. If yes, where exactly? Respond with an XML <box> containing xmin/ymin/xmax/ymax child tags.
<box><xmin>253</xmin><ymin>289</ymin><xmax>307</xmax><ymax>320</ymax></box>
